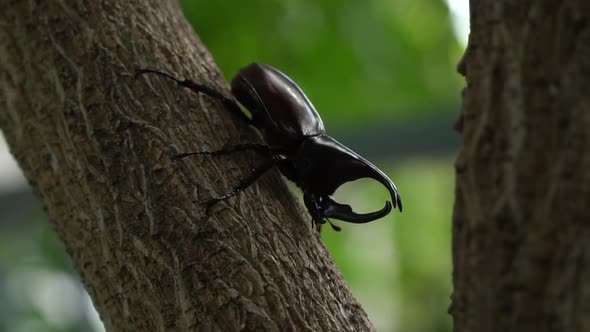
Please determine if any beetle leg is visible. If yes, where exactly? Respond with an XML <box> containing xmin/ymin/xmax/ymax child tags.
<box><xmin>205</xmin><ymin>154</ymin><xmax>287</xmax><ymax>209</ymax></box>
<box><xmin>135</xmin><ymin>69</ymin><xmax>253</xmax><ymax>125</ymax></box>
<box><xmin>308</xmin><ymin>218</ymin><xmax>341</xmax><ymax>232</ymax></box>
<box><xmin>303</xmin><ymin>193</ymin><xmax>322</xmax><ymax>230</ymax></box>
<box><xmin>172</xmin><ymin>144</ymin><xmax>271</xmax><ymax>160</ymax></box>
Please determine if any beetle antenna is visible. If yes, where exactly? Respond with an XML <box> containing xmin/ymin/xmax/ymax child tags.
<box><xmin>326</xmin><ymin>219</ymin><xmax>342</xmax><ymax>232</ymax></box>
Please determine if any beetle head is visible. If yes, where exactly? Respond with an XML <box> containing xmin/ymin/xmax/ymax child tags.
<box><xmin>297</xmin><ymin>135</ymin><xmax>402</xmax><ymax>223</ymax></box>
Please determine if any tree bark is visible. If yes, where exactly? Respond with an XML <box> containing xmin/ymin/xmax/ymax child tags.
<box><xmin>0</xmin><ymin>1</ymin><xmax>373</xmax><ymax>331</ymax></box>
<box><xmin>452</xmin><ymin>1</ymin><xmax>590</xmax><ymax>331</ymax></box>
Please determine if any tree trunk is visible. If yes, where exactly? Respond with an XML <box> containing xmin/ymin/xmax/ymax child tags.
<box><xmin>452</xmin><ymin>1</ymin><xmax>590</xmax><ymax>331</ymax></box>
<box><xmin>0</xmin><ymin>1</ymin><xmax>373</xmax><ymax>330</ymax></box>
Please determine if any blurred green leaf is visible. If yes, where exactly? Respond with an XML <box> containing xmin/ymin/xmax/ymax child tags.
<box><xmin>179</xmin><ymin>0</ymin><xmax>463</xmax><ymax>127</ymax></box>
<box><xmin>323</xmin><ymin>158</ymin><xmax>453</xmax><ymax>331</ymax></box>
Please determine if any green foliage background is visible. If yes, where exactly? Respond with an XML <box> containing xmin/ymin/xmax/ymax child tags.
<box><xmin>0</xmin><ymin>1</ymin><xmax>464</xmax><ymax>331</ymax></box>
<box><xmin>181</xmin><ymin>0</ymin><xmax>463</xmax><ymax>126</ymax></box>
<box><xmin>179</xmin><ymin>1</ymin><xmax>462</xmax><ymax>331</ymax></box>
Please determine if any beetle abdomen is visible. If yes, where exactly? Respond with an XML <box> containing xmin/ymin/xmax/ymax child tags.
<box><xmin>231</xmin><ymin>63</ymin><xmax>325</xmax><ymax>141</ymax></box>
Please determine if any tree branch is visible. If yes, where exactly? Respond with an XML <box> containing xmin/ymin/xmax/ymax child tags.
<box><xmin>452</xmin><ymin>1</ymin><xmax>590</xmax><ymax>331</ymax></box>
<box><xmin>0</xmin><ymin>0</ymin><xmax>373</xmax><ymax>330</ymax></box>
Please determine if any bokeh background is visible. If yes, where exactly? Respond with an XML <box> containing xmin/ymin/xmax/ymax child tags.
<box><xmin>0</xmin><ymin>0</ymin><xmax>468</xmax><ymax>331</ymax></box>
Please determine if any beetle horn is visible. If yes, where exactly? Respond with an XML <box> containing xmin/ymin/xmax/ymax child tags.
<box><xmin>358</xmin><ymin>160</ymin><xmax>403</xmax><ymax>213</ymax></box>
<box><xmin>298</xmin><ymin>135</ymin><xmax>402</xmax><ymax>223</ymax></box>
<box><xmin>328</xmin><ymin>137</ymin><xmax>402</xmax><ymax>213</ymax></box>
<box><xmin>321</xmin><ymin>159</ymin><xmax>402</xmax><ymax>223</ymax></box>
<box><xmin>322</xmin><ymin>197</ymin><xmax>392</xmax><ymax>223</ymax></box>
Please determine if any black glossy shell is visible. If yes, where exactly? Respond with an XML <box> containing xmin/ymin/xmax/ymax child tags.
<box><xmin>231</xmin><ymin>63</ymin><xmax>325</xmax><ymax>142</ymax></box>
<box><xmin>296</xmin><ymin>135</ymin><xmax>402</xmax><ymax>211</ymax></box>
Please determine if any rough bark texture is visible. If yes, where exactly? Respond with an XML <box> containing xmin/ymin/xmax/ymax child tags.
<box><xmin>452</xmin><ymin>1</ymin><xmax>590</xmax><ymax>331</ymax></box>
<box><xmin>0</xmin><ymin>1</ymin><xmax>374</xmax><ymax>331</ymax></box>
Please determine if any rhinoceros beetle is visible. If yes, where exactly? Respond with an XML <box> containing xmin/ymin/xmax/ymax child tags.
<box><xmin>136</xmin><ymin>63</ymin><xmax>402</xmax><ymax>231</ymax></box>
